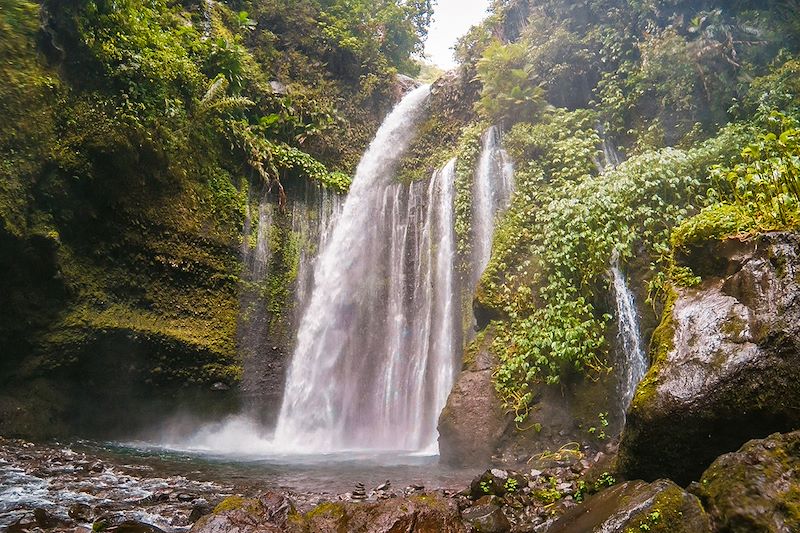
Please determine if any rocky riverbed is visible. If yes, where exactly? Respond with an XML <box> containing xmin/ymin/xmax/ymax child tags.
<box><xmin>4</xmin><ymin>429</ymin><xmax>800</xmax><ymax>532</ymax></box>
<box><xmin>0</xmin><ymin>436</ymin><xmax>617</xmax><ymax>533</ymax></box>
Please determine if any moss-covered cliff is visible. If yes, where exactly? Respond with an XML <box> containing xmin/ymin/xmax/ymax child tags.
<box><xmin>0</xmin><ymin>0</ymin><xmax>430</xmax><ymax>437</ymax></box>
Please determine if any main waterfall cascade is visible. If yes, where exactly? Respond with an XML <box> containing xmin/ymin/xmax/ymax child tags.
<box><xmin>471</xmin><ymin>126</ymin><xmax>515</xmax><ymax>286</ymax></box>
<box><xmin>274</xmin><ymin>85</ymin><xmax>465</xmax><ymax>452</ymax></box>
<box><xmin>610</xmin><ymin>251</ymin><xmax>648</xmax><ymax>414</ymax></box>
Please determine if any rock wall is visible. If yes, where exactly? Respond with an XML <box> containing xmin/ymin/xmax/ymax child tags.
<box><xmin>618</xmin><ymin>232</ymin><xmax>800</xmax><ymax>484</ymax></box>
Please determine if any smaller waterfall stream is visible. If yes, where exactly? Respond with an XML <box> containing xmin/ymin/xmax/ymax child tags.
<box><xmin>472</xmin><ymin>126</ymin><xmax>515</xmax><ymax>284</ymax></box>
<box><xmin>610</xmin><ymin>251</ymin><xmax>648</xmax><ymax>413</ymax></box>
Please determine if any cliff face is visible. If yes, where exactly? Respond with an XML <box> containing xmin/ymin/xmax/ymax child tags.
<box><xmin>0</xmin><ymin>0</ymin><xmax>408</xmax><ymax>438</ymax></box>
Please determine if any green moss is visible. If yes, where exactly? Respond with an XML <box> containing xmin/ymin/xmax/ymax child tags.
<box><xmin>779</xmin><ymin>485</ymin><xmax>800</xmax><ymax>529</ymax></box>
<box><xmin>671</xmin><ymin>203</ymin><xmax>751</xmax><ymax>251</ymax></box>
<box><xmin>395</xmin><ymin>112</ymin><xmax>458</xmax><ymax>183</ymax></box>
<box><xmin>461</xmin><ymin>329</ymin><xmax>488</xmax><ymax>370</ymax></box>
<box><xmin>213</xmin><ymin>496</ymin><xmax>261</xmax><ymax>515</ymax></box>
<box><xmin>630</xmin><ymin>288</ymin><xmax>677</xmax><ymax>412</ymax></box>
<box><xmin>304</xmin><ymin>501</ymin><xmax>347</xmax><ymax>520</ymax></box>
<box><xmin>454</xmin><ymin>122</ymin><xmax>487</xmax><ymax>260</ymax></box>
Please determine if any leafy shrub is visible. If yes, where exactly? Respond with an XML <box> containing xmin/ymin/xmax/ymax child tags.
<box><xmin>475</xmin><ymin>41</ymin><xmax>547</xmax><ymax>125</ymax></box>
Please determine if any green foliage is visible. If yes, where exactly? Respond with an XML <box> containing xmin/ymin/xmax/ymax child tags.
<box><xmin>673</xmin><ymin>110</ymin><xmax>800</xmax><ymax>250</ymax></box>
<box><xmin>504</xmin><ymin>477</ymin><xmax>519</xmax><ymax>494</ymax></box>
<box><xmin>534</xmin><ymin>477</ymin><xmax>563</xmax><ymax>505</ymax></box>
<box><xmin>588</xmin><ymin>411</ymin><xmax>609</xmax><ymax>440</ymax></box>
<box><xmin>484</xmin><ymin>108</ymin><xmax>745</xmax><ymax>419</ymax></box>
<box><xmin>454</xmin><ymin>122</ymin><xmax>487</xmax><ymax>259</ymax></box>
<box><xmin>475</xmin><ymin>41</ymin><xmax>547</xmax><ymax>124</ymax></box>
<box><xmin>595</xmin><ymin>472</ymin><xmax>616</xmax><ymax>490</ymax></box>
<box><xmin>744</xmin><ymin>58</ymin><xmax>800</xmax><ymax>116</ymax></box>
<box><xmin>316</xmin><ymin>0</ymin><xmax>433</xmax><ymax>76</ymax></box>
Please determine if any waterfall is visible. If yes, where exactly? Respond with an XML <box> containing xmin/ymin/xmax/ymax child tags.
<box><xmin>274</xmin><ymin>85</ymin><xmax>462</xmax><ymax>453</ymax></box>
<box><xmin>611</xmin><ymin>251</ymin><xmax>647</xmax><ymax>413</ymax></box>
<box><xmin>471</xmin><ymin>126</ymin><xmax>515</xmax><ymax>285</ymax></box>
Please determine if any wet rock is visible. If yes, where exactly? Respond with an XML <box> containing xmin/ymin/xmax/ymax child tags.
<box><xmin>139</xmin><ymin>491</ymin><xmax>170</xmax><ymax>505</ymax></box>
<box><xmin>7</xmin><ymin>512</ymin><xmax>38</xmax><ymax>533</ymax></box>
<box><xmin>258</xmin><ymin>491</ymin><xmax>296</xmax><ymax>528</ymax></box>
<box><xmin>268</xmin><ymin>81</ymin><xmax>287</xmax><ymax>95</ymax></box>
<box><xmin>547</xmin><ymin>479</ymin><xmax>712</xmax><ymax>532</ymax></box>
<box><xmin>438</xmin><ymin>342</ymin><xmax>510</xmax><ymax>466</ymax></box>
<box><xmin>294</xmin><ymin>493</ymin><xmax>467</xmax><ymax>533</ymax></box>
<box><xmin>394</xmin><ymin>74</ymin><xmax>420</xmax><ymax>98</ymax></box>
<box><xmin>692</xmin><ymin>430</ymin><xmax>800</xmax><ymax>532</ymax></box>
<box><xmin>68</xmin><ymin>502</ymin><xmax>93</xmax><ymax>522</ymax></box>
<box><xmin>188</xmin><ymin>500</ymin><xmax>213</xmax><ymax>523</ymax></box>
<box><xmin>210</xmin><ymin>382</ymin><xmax>229</xmax><ymax>392</ymax></box>
<box><xmin>619</xmin><ymin>233</ymin><xmax>800</xmax><ymax>484</ymax></box>
<box><xmin>33</xmin><ymin>507</ymin><xmax>70</xmax><ymax>529</ymax></box>
<box><xmin>461</xmin><ymin>502</ymin><xmax>511</xmax><ymax>533</ymax></box>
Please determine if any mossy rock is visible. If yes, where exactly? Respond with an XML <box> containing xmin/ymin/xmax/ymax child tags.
<box><xmin>619</xmin><ymin>233</ymin><xmax>800</xmax><ymax>484</ymax></box>
<box><xmin>692</xmin><ymin>430</ymin><xmax>800</xmax><ymax>532</ymax></box>
<box><xmin>547</xmin><ymin>479</ymin><xmax>712</xmax><ymax>532</ymax></box>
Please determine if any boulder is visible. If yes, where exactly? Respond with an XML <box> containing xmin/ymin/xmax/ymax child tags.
<box><xmin>191</xmin><ymin>510</ymin><xmax>283</xmax><ymax>533</ymax></box>
<box><xmin>108</xmin><ymin>521</ymin><xmax>167</xmax><ymax>533</ymax></box>
<box><xmin>461</xmin><ymin>502</ymin><xmax>511</xmax><ymax>533</ymax></box>
<box><xmin>69</xmin><ymin>502</ymin><xmax>93</xmax><ymax>522</ymax></box>
<box><xmin>291</xmin><ymin>493</ymin><xmax>467</xmax><ymax>533</ymax></box>
<box><xmin>547</xmin><ymin>479</ymin><xmax>712</xmax><ymax>532</ymax></box>
<box><xmin>191</xmin><ymin>492</ymin><xmax>466</xmax><ymax>533</ymax></box>
<box><xmin>438</xmin><ymin>338</ymin><xmax>510</xmax><ymax>466</ymax></box>
<box><xmin>190</xmin><ymin>495</ymin><xmax>289</xmax><ymax>533</ymax></box>
<box><xmin>692</xmin><ymin>430</ymin><xmax>800</xmax><ymax>532</ymax></box>
<box><xmin>619</xmin><ymin>233</ymin><xmax>800</xmax><ymax>484</ymax></box>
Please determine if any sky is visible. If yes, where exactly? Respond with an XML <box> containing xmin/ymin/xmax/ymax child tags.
<box><xmin>423</xmin><ymin>0</ymin><xmax>492</xmax><ymax>69</ymax></box>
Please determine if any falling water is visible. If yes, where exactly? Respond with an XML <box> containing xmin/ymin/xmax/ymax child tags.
<box><xmin>292</xmin><ymin>187</ymin><xmax>344</xmax><ymax>314</ymax></box>
<box><xmin>274</xmin><ymin>85</ymin><xmax>461</xmax><ymax>453</ymax></box>
<box><xmin>611</xmin><ymin>251</ymin><xmax>648</xmax><ymax>413</ymax></box>
<box><xmin>471</xmin><ymin>126</ymin><xmax>515</xmax><ymax>285</ymax></box>
<box><xmin>596</xmin><ymin>123</ymin><xmax>622</xmax><ymax>172</ymax></box>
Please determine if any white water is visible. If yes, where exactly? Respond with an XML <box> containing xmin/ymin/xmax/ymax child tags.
<box><xmin>611</xmin><ymin>251</ymin><xmax>648</xmax><ymax>413</ymax></box>
<box><xmin>273</xmin><ymin>85</ymin><xmax>462</xmax><ymax>453</ymax></box>
<box><xmin>596</xmin><ymin>123</ymin><xmax>622</xmax><ymax>172</ymax></box>
<box><xmin>471</xmin><ymin>126</ymin><xmax>515</xmax><ymax>284</ymax></box>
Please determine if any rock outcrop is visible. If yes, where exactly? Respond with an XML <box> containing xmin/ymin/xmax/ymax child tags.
<box><xmin>692</xmin><ymin>430</ymin><xmax>800</xmax><ymax>532</ymax></box>
<box><xmin>618</xmin><ymin>232</ymin><xmax>800</xmax><ymax>484</ymax></box>
<box><xmin>439</xmin><ymin>327</ymin><xmax>618</xmax><ymax>466</ymax></box>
